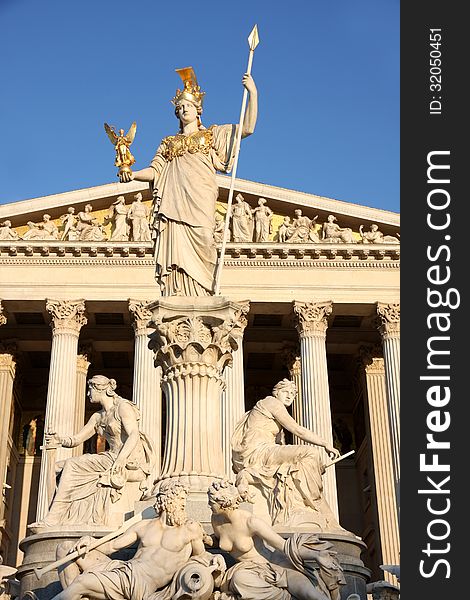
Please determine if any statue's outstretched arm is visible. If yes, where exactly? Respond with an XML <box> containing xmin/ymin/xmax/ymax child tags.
<box><xmin>241</xmin><ymin>74</ymin><xmax>258</xmax><ymax>138</ymax></box>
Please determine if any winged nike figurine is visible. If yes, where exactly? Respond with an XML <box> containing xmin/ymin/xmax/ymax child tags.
<box><xmin>104</xmin><ymin>121</ymin><xmax>137</xmax><ymax>175</ymax></box>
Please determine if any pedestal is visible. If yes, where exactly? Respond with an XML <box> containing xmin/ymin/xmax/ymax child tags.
<box><xmin>148</xmin><ymin>296</ymin><xmax>248</xmax><ymax>520</ymax></box>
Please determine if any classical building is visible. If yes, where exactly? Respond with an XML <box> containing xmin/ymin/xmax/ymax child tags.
<box><xmin>0</xmin><ymin>174</ymin><xmax>399</xmax><ymax>586</ymax></box>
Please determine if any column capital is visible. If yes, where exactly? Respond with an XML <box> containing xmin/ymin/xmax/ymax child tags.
<box><xmin>359</xmin><ymin>345</ymin><xmax>385</xmax><ymax>374</ymax></box>
<box><xmin>148</xmin><ymin>298</ymin><xmax>248</xmax><ymax>376</ymax></box>
<box><xmin>0</xmin><ymin>340</ymin><xmax>17</xmax><ymax>375</ymax></box>
<box><xmin>281</xmin><ymin>342</ymin><xmax>301</xmax><ymax>376</ymax></box>
<box><xmin>376</xmin><ymin>302</ymin><xmax>400</xmax><ymax>339</ymax></box>
<box><xmin>293</xmin><ymin>300</ymin><xmax>333</xmax><ymax>337</ymax></box>
<box><xmin>77</xmin><ymin>342</ymin><xmax>93</xmax><ymax>373</ymax></box>
<box><xmin>231</xmin><ymin>300</ymin><xmax>250</xmax><ymax>339</ymax></box>
<box><xmin>46</xmin><ymin>299</ymin><xmax>87</xmax><ymax>335</ymax></box>
<box><xmin>0</xmin><ymin>301</ymin><xmax>7</xmax><ymax>326</ymax></box>
<box><xmin>128</xmin><ymin>299</ymin><xmax>153</xmax><ymax>335</ymax></box>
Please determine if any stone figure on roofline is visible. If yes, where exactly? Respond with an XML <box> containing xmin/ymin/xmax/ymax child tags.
<box><xmin>31</xmin><ymin>375</ymin><xmax>155</xmax><ymax>529</ymax></box>
<box><xmin>231</xmin><ymin>378</ymin><xmax>346</xmax><ymax>532</ymax></box>
<box><xmin>118</xmin><ymin>67</ymin><xmax>258</xmax><ymax>296</ymax></box>
<box><xmin>208</xmin><ymin>480</ymin><xmax>345</xmax><ymax>600</ymax></box>
<box><xmin>46</xmin><ymin>480</ymin><xmax>225</xmax><ymax>600</ymax></box>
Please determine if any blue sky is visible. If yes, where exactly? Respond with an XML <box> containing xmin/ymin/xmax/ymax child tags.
<box><xmin>0</xmin><ymin>0</ymin><xmax>399</xmax><ymax>212</ymax></box>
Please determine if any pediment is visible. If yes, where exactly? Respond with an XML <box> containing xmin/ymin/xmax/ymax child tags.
<box><xmin>0</xmin><ymin>175</ymin><xmax>399</xmax><ymax>243</ymax></box>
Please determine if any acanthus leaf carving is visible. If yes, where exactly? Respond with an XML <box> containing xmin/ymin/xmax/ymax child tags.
<box><xmin>128</xmin><ymin>299</ymin><xmax>153</xmax><ymax>334</ymax></box>
<box><xmin>376</xmin><ymin>302</ymin><xmax>400</xmax><ymax>338</ymax></box>
<box><xmin>46</xmin><ymin>299</ymin><xmax>87</xmax><ymax>334</ymax></box>
<box><xmin>293</xmin><ymin>300</ymin><xmax>333</xmax><ymax>336</ymax></box>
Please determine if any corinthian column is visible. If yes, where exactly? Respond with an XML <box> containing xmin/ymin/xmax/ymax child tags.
<box><xmin>129</xmin><ymin>299</ymin><xmax>162</xmax><ymax>479</ymax></box>
<box><xmin>293</xmin><ymin>300</ymin><xmax>339</xmax><ymax>519</ymax></box>
<box><xmin>221</xmin><ymin>301</ymin><xmax>250</xmax><ymax>480</ymax></box>
<box><xmin>148</xmin><ymin>297</ymin><xmax>246</xmax><ymax>495</ymax></box>
<box><xmin>36</xmin><ymin>299</ymin><xmax>87</xmax><ymax>521</ymax></box>
<box><xmin>281</xmin><ymin>343</ymin><xmax>303</xmax><ymax>444</ymax></box>
<box><xmin>0</xmin><ymin>340</ymin><xmax>16</xmax><ymax>507</ymax></box>
<box><xmin>376</xmin><ymin>302</ymin><xmax>400</xmax><ymax>503</ymax></box>
<box><xmin>73</xmin><ymin>343</ymin><xmax>92</xmax><ymax>457</ymax></box>
<box><xmin>360</xmin><ymin>346</ymin><xmax>400</xmax><ymax>583</ymax></box>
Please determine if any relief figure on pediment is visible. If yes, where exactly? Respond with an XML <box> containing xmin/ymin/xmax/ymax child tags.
<box><xmin>321</xmin><ymin>215</ymin><xmax>355</xmax><ymax>244</ymax></box>
<box><xmin>33</xmin><ymin>375</ymin><xmax>155</xmax><ymax>529</ymax></box>
<box><xmin>214</xmin><ymin>212</ymin><xmax>230</xmax><ymax>244</ymax></box>
<box><xmin>107</xmin><ymin>196</ymin><xmax>130</xmax><ymax>242</ymax></box>
<box><xmin>231</xmin><ymin>379</ymin><xmax>344</xmax><ymax>532</ymax></box>
<box><xmin>0</xmin><ymin>220</ymin><xmax>19</xmax><ymax>241</ymax></box>
<box><xmin>359</xmin><ymin>223</ymin><xmax>400</xmax><ymax>244</ymax></box>
<box><xmin>231</xmin><ymin>194</ymin><xmax>254</xmax><ymax>243</ymax></box>
<box><xmin>128</xmin><ymin>193</ymin><xmax>151</xmax><ymax>242</ymax></box>
<box><xmin>118</xmin><ymin>67</ymin><xmax>258</xmax><ymax>296</ymax></box>
<box><xmin>252</xmin><ymin>197</ymin><xmax>273</xmax><ymax>242</ymax></box>
<box><xmin>22</xmin><ymin>214</ymin><xmax>59</xmax><ymax>240</ymax></box>
<box><xmin>76</xmin><ymin>204</ymin><xmax>106</xmax><ymax>241</ymax></box>
<box><xmin>284</xmin><ymin>209</ymin><xmax>319</xmax><ymax>243</ymax></box>
<box><xmin>60</xmin><ymin>207</ymin><xmax>79</xmax><ymax>241</ymax></box>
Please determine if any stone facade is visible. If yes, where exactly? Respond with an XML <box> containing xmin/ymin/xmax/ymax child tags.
<box><xmin>0</xmin><ymin>175</ymin><xmax>399</xmax><ymax>588</ymax></box>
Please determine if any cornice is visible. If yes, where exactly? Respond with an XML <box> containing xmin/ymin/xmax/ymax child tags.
<box><xmin>0</xmin><ymin>241</ymin><xmax>399</xmax><ymax>267</ymax></box>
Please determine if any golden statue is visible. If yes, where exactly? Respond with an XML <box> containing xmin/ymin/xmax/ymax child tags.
<box><xmin>104</xmin><ymin>121</ymin><xmax>137</xmax><ymax>176</ymax></box>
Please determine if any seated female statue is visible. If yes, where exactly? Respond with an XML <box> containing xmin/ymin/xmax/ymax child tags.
<box><xmin>37</xmin><ymin>375</ymin><xmax>155</xmax><ymax>528</ymax></box>
<box><xmin>231</xmin><ymin>379</ymin><xmax>343</xmax><ymax>531</ymax></box>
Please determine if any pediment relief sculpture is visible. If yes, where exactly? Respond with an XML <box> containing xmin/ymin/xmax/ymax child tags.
<box><xmin>360</xmin><ymin>223</ymin><xmax>400</xmax><ymax>244</ymax></box>
<box><xmin>22</xmin><ymin>214</ymin><xmax>59</xmax><ymax>241</ymax></box>
<box><xmin>321</xmin><ymin>215</ymin><xmax>356</xmax><ymax>244</ymax></box>
<box><xmin>0</xmin><ymin>220</ymin><xmax>19</xmax><ymax>240</ymax></box>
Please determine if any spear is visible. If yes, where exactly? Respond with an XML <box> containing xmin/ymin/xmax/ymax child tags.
<box><xmin>214</xmin><ymin>24</ymin><xmax>260</xmax><ymax>295</ymax></box>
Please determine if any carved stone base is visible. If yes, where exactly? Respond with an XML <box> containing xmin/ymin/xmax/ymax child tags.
<box><xmin>17</xmin><ymin>530</ymin><xmax>110</xmax><ymax>599</ymax></box>
<box><xmin>320</xmin><ymin>533</ymin><xmax>371</xmax><ymax>600</ymax></box>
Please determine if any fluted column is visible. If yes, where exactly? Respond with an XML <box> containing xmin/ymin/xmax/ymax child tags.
<box><xmin>73</xmin><ymin>344</ymin><xmax>92</xmax><ymax>456</ymax></box>
<box><xmin>281</xmin><ymin>343</ymin><xmax>303</xmax><ymax>444</ymax></box>
<box><xmin>293</xmin><ymin>300</ymin><xmax>339</xmax><ymax>519</ymax></box>
<box><xmin>221</xmin><ymin>301</ymin><xmax>250</xmax><ymax>480</ymax></box>
<box><xmin>376</xmin><ymin>302</ymin><xmax>400</xmax><ymax>506</ymax></box>
<box><xmin>360</xmin><ymin>346</ymin><xmax>400</xmax><ymax>583</ymax></box>
<box><xmin>129</xmin><ymin>299</ymin><xmax>162</xmax><ymax>479</ymax></box>
<box><xmin>0</xmin><ymin>340</ymin><xmax>16</xmax><ymax>508</ymax></box>
<box><xmin>148</xmin><ymin>297</ymin><xmax>247</xmax><ymax>494</ymax></box>
<box><xmin>36</xmin><ymin>299</ymin><xmax>87</xmax><ymax>521</ymax></box>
